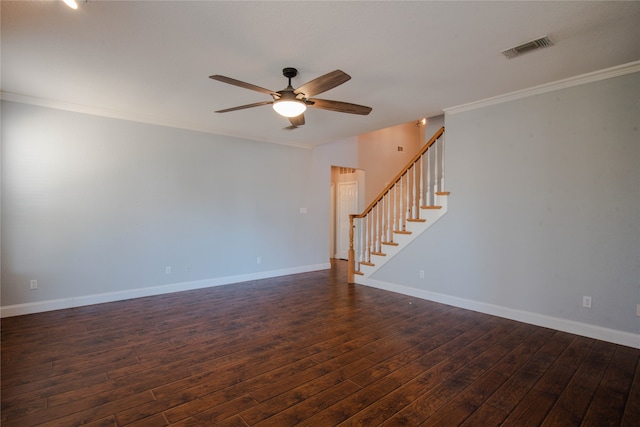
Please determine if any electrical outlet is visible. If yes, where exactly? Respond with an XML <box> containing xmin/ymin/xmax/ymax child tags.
<box><xmin>257</xmin><ymin>257</ymin><xmax>262</xmax><ymax>264</ymax></box>
<box><xmin>30</xmin><ymin>279</ymin><xmax>38</xmax><ymax>290</ymax></box>
<box><xmin>636</xmin><ymin>304</ymin><xmax>640</xmax><ymax>316</ymax></box>
<box><xmin>165</xmin><ymin>266</ymin><xmax>172</xmax><ymax>275</ymax></box>
<box><xmin>419</xmin><ymin>270</ymin><xmax>425</xmax><ymax>279</ymax></box>
<box><xmin>583</xmin><ymin>296</ymin><xmax>592</xmax><ymax>308</ymax></box>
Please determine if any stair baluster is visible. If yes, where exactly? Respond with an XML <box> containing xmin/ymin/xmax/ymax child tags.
<box><xmin>349</xmin><ymin>127</ymin><xmax>446</xmax><ymax>283</ymax></box>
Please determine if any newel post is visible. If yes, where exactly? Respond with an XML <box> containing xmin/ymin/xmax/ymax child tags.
<box><xmin>348</xmin><ymin>214</ymin><xmax>355</xmax><ymax>284</ymax></box>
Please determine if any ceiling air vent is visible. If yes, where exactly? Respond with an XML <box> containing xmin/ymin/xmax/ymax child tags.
<box><xmin>501</xmin><ymin>36</ymin><xmax>553</xmax><ymax>59</ymax></box>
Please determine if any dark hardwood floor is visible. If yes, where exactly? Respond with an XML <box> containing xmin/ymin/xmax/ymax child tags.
<box><xmin>2</xmin><ymin>260</ymin><xmax>639</xmax><ymax>426</ymax></box>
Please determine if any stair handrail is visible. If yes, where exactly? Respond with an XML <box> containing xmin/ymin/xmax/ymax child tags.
<box><xmin>348</xmin><ymin>126</ymin><xmax>445</xmax><ymax>283</ymax></box>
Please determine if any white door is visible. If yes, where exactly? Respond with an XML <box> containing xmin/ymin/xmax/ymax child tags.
<box><xmin>337</xmin><ymin>181</ymin><xmax>358</xmax><ymax>260</ymax></box>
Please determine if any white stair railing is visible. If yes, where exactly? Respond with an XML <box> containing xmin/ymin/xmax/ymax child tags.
<box><xmin>348</xmin><ymin>127</ymin><xmax>445</xmax><ymax>283</ymax></box>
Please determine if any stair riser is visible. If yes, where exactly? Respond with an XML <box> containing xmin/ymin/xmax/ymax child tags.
<box><xmin>356</xmin><ymin>194</ymin><xmax>448</xmax><ymax>280</ymax></box>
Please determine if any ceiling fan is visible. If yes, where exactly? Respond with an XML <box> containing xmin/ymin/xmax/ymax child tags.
<box><xmin>209</xmin><ymin>68</ymin><xmax>372</xmax><ymax>129</ymax></box>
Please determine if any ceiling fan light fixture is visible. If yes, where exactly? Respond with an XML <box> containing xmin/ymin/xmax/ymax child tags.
<box><xmin>210</xmin><ymin>68</ymin><xmax>371</xmax><ymax>126</ymax></box>
<box><xmin>273</xmin><ymin>99</ymin><xmax>306</xmax><ymax>118</ymax></box>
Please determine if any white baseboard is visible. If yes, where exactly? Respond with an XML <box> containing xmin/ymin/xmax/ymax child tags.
<box><xmin>0</xmin><ymin>263</ymin><xmax>331</xmax><ymax>318</ymax></box>
<box><xmin>361</xmin><ymin>278</ymin><xmax>640</xmax><ymax>349</ymax></box>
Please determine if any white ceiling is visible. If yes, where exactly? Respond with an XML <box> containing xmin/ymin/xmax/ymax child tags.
<box><xmin>2</xmin><ymin>0</ymin><xmax>640</xmax><ymax>147</ymax></box>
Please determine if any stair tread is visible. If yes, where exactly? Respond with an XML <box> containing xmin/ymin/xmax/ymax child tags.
<box><xmin>347</xmin><ymin>129</ymin><xmax>448</xmax><ymax>283</ymax></box>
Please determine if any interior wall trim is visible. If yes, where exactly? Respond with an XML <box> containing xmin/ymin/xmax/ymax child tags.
<box><xmin>0</xmin><ymin>263</ymin><xmax>331</xmax><ymax>318</ymax></box>
<box><xmin>361</xmin><ymin>278</ymin><xmax>640</xmax><ymax>350</ymax></box>
<box><xmin>444</xmin><ymin>60</ymin><xmax>640</xmax><ymax>115</ymax></box>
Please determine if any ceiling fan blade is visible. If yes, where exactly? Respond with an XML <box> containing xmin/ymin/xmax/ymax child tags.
<box><xmin>209</xmin><ymin>75</ymin><xmax>276</xmax><ymax>96</ymax></box>
<box><xmin>295</xmin><ymin>70</ymin><xmax>351</xmax><ymax>98</ymax></box>
<box><xmin>215</xmin><ymin>100</ymin><xmax>273</xmax><ymax>113</ymax></box>
<box><xmin>308</xmin><ymin>98</ymin><xmax>372</xmax><ymax>115</ymax></box>
<box><xmin>288</xmin><ymin>114</ymin><xmax>305</xmax><ymax>127</ymax></box>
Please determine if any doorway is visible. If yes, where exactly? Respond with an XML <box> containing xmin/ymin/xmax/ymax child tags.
<box><xmin>336</xmin><ymin>181</ymin><xmax>357</xmax><ymax>260</ymax></box>
<box><xmin>330</xmin><ymin>166</ymin><xmax>365</xmax><ymax>260</ymax></box>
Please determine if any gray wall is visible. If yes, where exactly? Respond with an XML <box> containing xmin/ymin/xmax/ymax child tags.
<box><xmin>372</xmin><ymin>72</ymin><xmax>640</xmax><ymax>335</ymax></box>
<box><xmin>309</xmin><ymin>135</ymin><xmax>361</xmax><ymax>266</ymax></box>
<box><xmin>358</xmin><ymin>121</ymin><xmax>422</xmax><ymax>206</ymax></box>
<box><xmin>3</xmin><ymin>70</ymin><xmax>638</xmax><ymax>340</ymax></box>
<box><xmin>1</xmin><ymin>101</ymin><xmax>323</xmax><ymax>307</ymax></box>
<box><xmin>422</xmin><ymin>114</ymin><xmax>444</xmax><ymax>148</ymax></box>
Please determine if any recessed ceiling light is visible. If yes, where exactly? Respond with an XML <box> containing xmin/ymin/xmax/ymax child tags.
<box><xmin>63</xmin><ymin>0</ymin><xmax>78</xmax><ymax>10</ymax></box>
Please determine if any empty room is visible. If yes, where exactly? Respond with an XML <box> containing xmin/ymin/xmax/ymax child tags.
<box><xmin>2</xmin><ymin>1</ymin><xmax>639</xmax><ymax>426</ymax></box>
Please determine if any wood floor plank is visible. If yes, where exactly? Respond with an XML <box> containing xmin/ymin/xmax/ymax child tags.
<box><xmin>421</xmin><ymin>370</ymin><xmax>509</xmax><ymax>426</ymax></box>
<box><xmin>122</xmin><ymin>413</ymin><xmax>169</xmax><ymax>427</ymax></box>
<box><xmin>3</xmin><ymin>391</ymin><xmax>156</xmax><ymax>427</ymax></box>
<box><xmin>241</xmin><ymin>356</ymin><xmax>372</xmax><ymax>425</ymax></box>
<box><xmin>2</xmin><ymin>260</ymin><xmax>638</xmax><ymax>426</ymax></box>
<box><xmin>166</xmin><ymin>395</ymin><xmax>257</xmax><ymax>426</ymax></box>
<box><xmin>374</xmin><ymin>322</ymin><xmax>519</xmax><ymax>426</ymax></box>
<box><xmin>620</xmin><ymin>348</ymin><xmax>640</xmax><ymax>427</ymax></box>
<box><xmin>252</xmin><ymin>380</ymin><xmax>362</xmax><ymax>426</ymax></box>
<box><xmin>327</xmin><ymin>320</ymin><xmax>511</xmax><ymax>425</ymax></box>
<box><xmin>380</xmin><ymin>373</ymin><xmax>472</xmax><ymax>426</ymax></box>
<box><xmin>419</xmin><ymin>323</ymin><xmax>540</xmax><ymax>425</ymax></box>
<box><xmin>248</xmin><ymin>346</ymin><xmax>375</xmax><ymax>404</ymax></box>
<box><xmin>82</xmin><ymin>415</ymin><xmax>119</xmax><ymax>427</ymax></box>
<box><xmin>1</xmin><ymin>372</ymin><xmax>109</xmax><ymax>415</ymax></box>
<box><xmin>480</xmin><ymin>329</ymin><xmax>573</xmax><ymax>416</ymax></box>
<box><xmin>541</xmin><ymin>339</ymin><xmax>616</xmax><ymax>426</ymax></box>
<box><xmin>501</xmin><ymin>335</ymin><xmax>595</xmax><ymax>426</ymax></box>
<box><xmin>576</xmin><ymin>344</ymin><xmax>639</xmax><ymax>426</ymax></box>
<box><xmin>115</xmin><ymin>348</ymin><xmax>321</xmax><ymax>424</ymax></box>
<box><xmin>458</xmin><ymin>401</ymin><xmax>510</xmax><ymax>427</ymax></box>
<box><xmin>335</xmin><ymin>318</ymin><xmax>490</xmax><ymax>426</ymax></box>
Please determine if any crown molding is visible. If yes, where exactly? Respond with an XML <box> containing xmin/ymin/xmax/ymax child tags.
<box><xmin>0</xmin><ymin>92</ymin><xmax>314</xmax><ymax>150</ymax></box>
<box><xmin>444</xmin><ymin>60</ymin><xmax>640</xmax><ymax>115</ymax></box>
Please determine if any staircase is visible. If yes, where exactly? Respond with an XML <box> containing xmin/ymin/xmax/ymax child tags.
<box><xmin>348</xmin><ymin>127</ymin><xmax>448</xmax><ymax>283</ymax></box>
